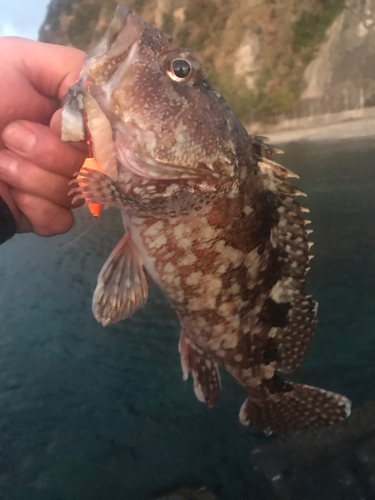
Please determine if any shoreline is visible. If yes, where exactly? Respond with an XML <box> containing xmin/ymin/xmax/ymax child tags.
<box><xmin>260</xmin><ymin>118</ymin><xmax>375</xmax><ymax>145</ymax></box>
<box><xmin>248</xmin><ymin>107</ymin><xmax>375</xmax><ymax>144</ymax></box>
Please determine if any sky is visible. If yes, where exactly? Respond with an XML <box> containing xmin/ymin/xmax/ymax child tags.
<box><xmin>0</xmin><ymin>0</ymin><xmax>50</xmax><ymax>40</ymax></box>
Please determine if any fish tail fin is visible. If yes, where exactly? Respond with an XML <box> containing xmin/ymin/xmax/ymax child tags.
<box><xmin>239</xmin><ymin>380</ymin><xmax>351</xmax><ymax>434</ymax></box>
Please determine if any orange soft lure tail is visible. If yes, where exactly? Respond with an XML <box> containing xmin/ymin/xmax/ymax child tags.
<box><xmin>78</xmin><ymin>157</ymin><xmax>104</xmax><ymax>218</ymax></box>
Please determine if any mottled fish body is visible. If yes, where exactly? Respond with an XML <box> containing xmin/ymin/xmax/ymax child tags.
<box><xmin>63</xmin><ymin>5</ymin><xmax>350</xmax><ymax>434</ymax></box>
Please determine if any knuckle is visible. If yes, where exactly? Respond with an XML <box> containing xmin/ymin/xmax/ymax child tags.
<box><xmin>36</xmin><ymin>210</ymin><xmax>74</xmax><ymax>237</ymax></box>
<box><xmin>13</xmin><ymin>190</ymin><xmax>75</xmax><ymax>237</ymax></box>
<box><xmin>13</xmin><ymin>190</ymin><xmax>31</xmax><ymax>212</ymax></box>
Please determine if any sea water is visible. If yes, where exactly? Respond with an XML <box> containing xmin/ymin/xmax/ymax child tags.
<box><xmin>0</xmin><ymin>139</ymin><xmax>374</xmax><ymax>500</ymax></box>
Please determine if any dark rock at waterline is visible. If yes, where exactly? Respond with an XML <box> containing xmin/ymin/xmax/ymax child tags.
<box><xmin>255</xmin><ymin>400</ymin><xmax>375</xmax><ymax>499</ymax></box>
<box><xmin>154</xmin><ymin>486</ymin><xmax>218</xmax><ymax>500</ymax></box>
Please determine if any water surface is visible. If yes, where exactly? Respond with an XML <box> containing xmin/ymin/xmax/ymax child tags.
<box><xmin>0</xmin><ymin>138</ymin><xmax>374</xmax><ymax>499</ymax></box>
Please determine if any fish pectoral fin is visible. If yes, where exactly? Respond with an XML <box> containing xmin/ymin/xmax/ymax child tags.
<box><xmin>70</xmin><ymin>167</ymin><xmax>213</xmax><ymax>217</ymax></box>
<box><xmin>69</xmin><ymin>168</ymin><xmax>135</xmax><ymax>209</ymax></box>
<box><xmin>179</xmin><ymin>334</ymin><xmax>221</xmax><ymax>408</ymax></box>
<box><xmin>239</xmin><ymin>377</ymin><xmax>351</xmax><ymax>434</ymax></box>
<box><xmin>92</xmin><ymin>233</ymin><xmax>148</xmax><ymax>326</ymax></box>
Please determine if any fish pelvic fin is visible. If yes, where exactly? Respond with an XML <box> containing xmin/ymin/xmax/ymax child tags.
<box><xmin>179</xmin><ymin>333</ymin><xmax>221</xmax><ymax>408</ymax></box>
<box><xmin>92</xmin><ymin>233</ymin><xmax>148</xmax><ymax>326</ymax></box>
<box><xmin>239</xmin><ymin>377</ymin><xmax>351</xmax><ymax>434</ymax></box>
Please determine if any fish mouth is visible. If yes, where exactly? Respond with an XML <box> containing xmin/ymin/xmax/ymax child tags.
<box><xmin>80</xmin><ymin>5</ymin><xmax>143</xmax><ymax>87</ymax></box>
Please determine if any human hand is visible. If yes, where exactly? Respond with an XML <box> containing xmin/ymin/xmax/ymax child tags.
<box><xmin>0</xmin><ymin>37</ymin><xmax>87</xmax><ymax>236</ymax></box>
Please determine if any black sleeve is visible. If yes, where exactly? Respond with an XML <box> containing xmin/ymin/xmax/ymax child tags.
<box><xmin>0</xmin><ymin>196</ymin><xmax>17</xmax><ymax>244</ymax></box>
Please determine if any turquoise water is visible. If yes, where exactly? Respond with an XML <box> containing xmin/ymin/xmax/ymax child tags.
<box><xmin>0</xmin><ymin>139</ymin><xmax>374</xmax><ymax>499</ymax></box>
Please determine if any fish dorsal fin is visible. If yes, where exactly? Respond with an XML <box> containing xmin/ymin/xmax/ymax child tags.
<box><xmin>256</xmin><ymin>140</ymin><xmax>316</xmax><ymax>373</ymax></box>
<box><xmin>92</xmin><ymin>233</ymin><xmax>148</xmax><ymax>326</ymax></box>
<box><xmin>179</xmin><ymin>332</ymin><xmax>221</xmax><ymax>408</ymax></box>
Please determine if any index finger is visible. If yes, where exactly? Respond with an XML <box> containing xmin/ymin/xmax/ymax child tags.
<box><xmin>1</xmin><ymin>121</ymin><xmax>87</xmax><ymax>177</ymax></box>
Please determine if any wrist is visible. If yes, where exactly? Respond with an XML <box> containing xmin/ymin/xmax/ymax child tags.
<box><xmin>0</xmin><ymin>180</ymin><xmax>19</xmax><ymax>219</ymax></box>
<box><xmin>0</xmin><ymin>182</ymin><xmax>17</xmax><ymax>243</ymax></box>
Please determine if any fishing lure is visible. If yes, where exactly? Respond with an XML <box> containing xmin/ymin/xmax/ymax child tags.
<box><xmin>77</xmin><ymin>157</ymin><xmax>104</xmax><ymax>218</ymax></box>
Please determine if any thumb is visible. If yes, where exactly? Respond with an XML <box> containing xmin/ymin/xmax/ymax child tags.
<box><xmin>0</xmin><ymin>38</ymin><xmax>85</xmax><ymax>130</ymax></box>
<box><xmin>5</xmin><ymin>37</ymin><xmax>85</xmax><ymax>100</ymax></box>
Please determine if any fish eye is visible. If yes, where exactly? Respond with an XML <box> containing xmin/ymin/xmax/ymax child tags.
<box><xmin>169</xmin><ymin>59</ymin><xmax>191</xmax><ymax>81</ymax></box>
<box><xmin>161</xmin><ymin>50</ymin><xmax>202</xmax><ymax>83</ymax></box>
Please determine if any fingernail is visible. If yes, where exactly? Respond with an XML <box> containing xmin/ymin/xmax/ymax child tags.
<box><xmin>2</xmin><ymin>122</ymin><xmax>36</xmax><ymax>154</ymax></box>
<box><xmin>0</xmin><ymin>150</ymin><xmax>19</xmax><ymax>178</ymax></box>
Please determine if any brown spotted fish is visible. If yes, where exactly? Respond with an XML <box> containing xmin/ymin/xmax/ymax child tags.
<box><xmin>63</xmin><ymin>5</ymin><xmax>351</xmax><ymax>434</ymax></box>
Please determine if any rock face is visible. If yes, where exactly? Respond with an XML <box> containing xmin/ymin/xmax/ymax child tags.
<box><xmin>302</xmin><ymin>0</ymin><xmax>375</xmax><ymax>113</ymax></box>
<box><xmin>39</xmin><ymin>0</ymin><xmax>355</xmax><ymax>122</ymax></box>
<box><xmin>38</xmin><ymin>0</ymin><xmax>375</xmax><ymax>120</ymax></box>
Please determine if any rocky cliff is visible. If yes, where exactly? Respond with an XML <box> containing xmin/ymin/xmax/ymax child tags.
<box><xmin>39</xmin><ymin>0</ymin><xmax>375</xmax><ymax>124</ymax></box>
<box><xmin>302</xmin><ymin>0</ymin><xmax>375</xmax><ymax>113</ymax></box>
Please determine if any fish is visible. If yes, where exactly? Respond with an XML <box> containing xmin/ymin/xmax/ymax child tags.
<box><xmin>62</xmin><ymin>5</ymin><xmax>351</xmax><ymax>434</ymax></box>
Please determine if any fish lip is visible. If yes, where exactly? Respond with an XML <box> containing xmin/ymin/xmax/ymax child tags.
<box><xmin>79</xmin><ymin>6</ymin><xmax>144</xmax><ymax>87</ymax></box>
<box><xmin>85</xmin><ymin>5</ymin><xmax>133</xmax><ymax>60</ymax></box>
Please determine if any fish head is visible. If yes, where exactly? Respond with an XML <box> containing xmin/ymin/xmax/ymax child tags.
<box><xmin>77</xmin><ymin>5</ymin><xmax>243</xmax><ymax>182</ymax></box>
